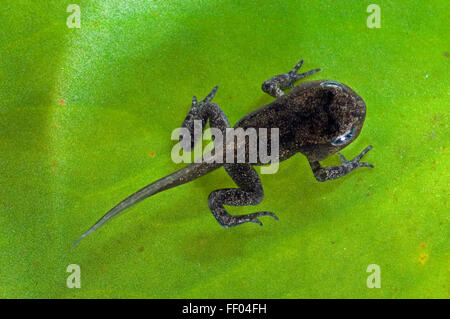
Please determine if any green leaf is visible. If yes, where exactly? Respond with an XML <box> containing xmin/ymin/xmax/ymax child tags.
<box><xmin>1</xmin><ymin>0</ymin><xmax>448</xmax><ymax>298</ymax></box>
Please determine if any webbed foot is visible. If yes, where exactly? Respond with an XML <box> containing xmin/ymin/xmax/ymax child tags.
<box><xmin>223</xmin><ymin>211</ymin><xmax>279</xmax><ymax>228</ymax></box>
<box><xmin>262</xmin><ymin>59</ymin><xmax>321</xmax><ymax>98</ymax></box>
<box><xmin>309</xmin><ymin>145</ymin><xmax>374</xmax><ymax>182</ymax></box>
<box><xmin>337</xmin><ymin>145</ymin><xmax>374</xmax><ymax>169</ymax></box>
<box><xmin>191</xmin><ymin>85</ymin><xmax>218</xmax><ymax>109</ymax></box>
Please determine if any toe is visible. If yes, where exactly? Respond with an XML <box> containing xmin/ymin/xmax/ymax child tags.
<box><xmin>252</xmin><ymin>218</ymin><xmax>263</xmax><ymax>226</ymax></box>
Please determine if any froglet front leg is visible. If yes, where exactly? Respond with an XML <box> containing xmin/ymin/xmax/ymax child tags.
<box><xmin>309</xmin><ymin>145</ymin><xmax>374</xmax><ymax>182</ymax></box>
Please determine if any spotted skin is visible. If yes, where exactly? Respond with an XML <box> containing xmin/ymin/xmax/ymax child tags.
<box><xmin>74</xmin><ymin>60</ymin><xmax>373</xmax><ymax>246</ymax></box>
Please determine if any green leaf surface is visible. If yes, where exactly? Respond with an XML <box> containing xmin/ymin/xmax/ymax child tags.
<box><xmin>1</xmin><ymin>0</ymin><xmax>448</xmax><ymax>298</ymax></box>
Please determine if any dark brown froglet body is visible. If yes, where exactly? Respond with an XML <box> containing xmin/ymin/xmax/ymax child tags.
<box><xmin>75</xmin><ymin>60</ymin><xmax>373</xmax><ymax>246</ymax></box>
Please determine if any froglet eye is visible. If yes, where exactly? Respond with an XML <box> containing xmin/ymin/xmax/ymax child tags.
<box><xmin>320</xmin><ymin>81</ymin><xmax>345</xmax><ymax>90</ymax></box>
<box><xmin>331</xmin><ymin>127</ymin><xmax>354</xmax><ymax>146</ymax></box>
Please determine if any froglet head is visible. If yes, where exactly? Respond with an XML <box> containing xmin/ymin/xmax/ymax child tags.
<box><xmin>293</xmin><ymin>80</ymin><xmax>366</xmax><ymax>161</ymax></box>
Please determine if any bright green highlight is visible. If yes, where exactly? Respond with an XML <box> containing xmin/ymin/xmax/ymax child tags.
<box><xmin>0</xmin><ymin>0</ymin><xmax>448</xmax><ymax>298</ymax></box>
